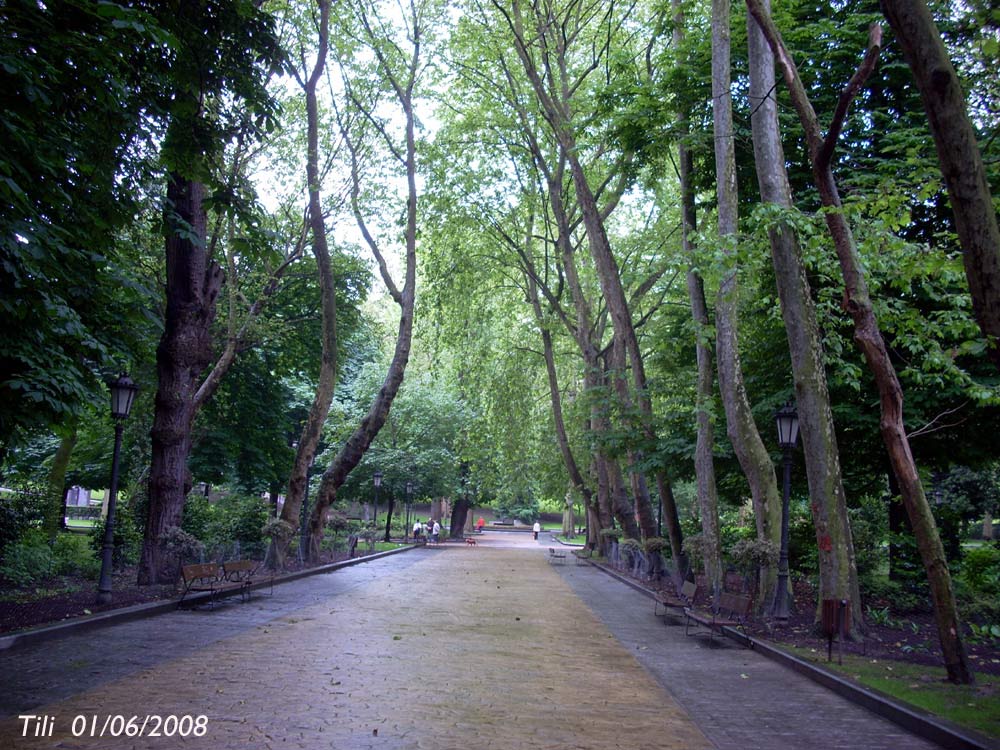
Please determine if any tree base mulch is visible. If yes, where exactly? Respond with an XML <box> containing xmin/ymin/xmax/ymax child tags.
<box><xmin>0</xmin><ymin>551</ymin><xmax>353</xmax><ymax>635</ymax></box>
<box><xmin>638</xmin><ymin>570</ymin><xmax>1000</xmax><ymax>678</ymax></box>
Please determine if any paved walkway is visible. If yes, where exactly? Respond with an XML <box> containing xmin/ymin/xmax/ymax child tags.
<box><xmin>0</xmin><ymin>532</ymin><xmax>939</xmax><ymax>749</ymax></box>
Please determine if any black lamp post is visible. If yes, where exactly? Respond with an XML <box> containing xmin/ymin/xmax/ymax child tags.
<box><xmin>96</xmin><ymin>374</ymin><xmax>138</xmax><ymax>605</ymax></box>
<box><xmin>772</xmin><ymin>400</ymin><xmax>799</xmax><ymax>622</ymax></box>
<box><xmin>372</xmin><ymin>470</ymin><xmax>382</xmax><ymax>528</ymax></box>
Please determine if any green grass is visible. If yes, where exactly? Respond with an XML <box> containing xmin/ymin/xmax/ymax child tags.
<box><xmin>781</xmin><ymin>645</ymin><xmax>1000</xmax><ymax>738</ymax></box>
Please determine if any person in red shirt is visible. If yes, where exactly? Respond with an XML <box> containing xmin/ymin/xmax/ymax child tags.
<box><xmin>476</xmin><ymin>516</ymin><xmax>485</xmax><ymax>533</ymax></box>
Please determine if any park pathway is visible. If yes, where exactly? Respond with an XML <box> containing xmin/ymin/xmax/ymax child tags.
<box><xmin>0</xmin><ymin>532</ymin><xmax>940</xmax><ymax>750</ymax></box>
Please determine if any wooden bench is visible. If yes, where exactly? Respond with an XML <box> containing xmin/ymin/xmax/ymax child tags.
<box><xmin>654</xmin><ymin>580</ymin><xmax>697</xmax><ymax>620</ymax></box>
<box><xmin>179</xmin><ymin>563</ymin><xmax>247</xmax><ymax>608</ymax></box>
<box><xmin>223</xmin><ymin>560</ymin><xmax>273</xmax><ymax>598</ymax></box>
<box><xmin>684</xmin><ymin>591</ymin><xmax>751</xmax><ymax>643</ymax></box>
<box><xmin>548</xmin><ymin>547</ymin><xmax>567</xmax><ymax>564</ymax></box>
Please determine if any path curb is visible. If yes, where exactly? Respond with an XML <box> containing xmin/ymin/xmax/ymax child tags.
<box><xmin>0</xmin><ymin>544</ymin><xmax>417</xmax><ymax>654</ymax></box>
<box><xmin>584</xmin><ymin>558</ymin><xmax>999</xmax><ymax>750</ymax></box>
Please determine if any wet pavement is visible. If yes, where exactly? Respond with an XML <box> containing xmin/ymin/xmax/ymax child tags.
<box><xmin>0</xmin><ymin>531</ymin><xmax>940</xmax><ymax>749</ymax></box>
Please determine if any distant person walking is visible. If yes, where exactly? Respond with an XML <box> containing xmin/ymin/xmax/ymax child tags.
<box><xmin>412</xmin><ymin>520</ymin><xmax>422</xmax><ymax>540</ymax></box>
<box><xmin>432</xmin><ymin>520</ymin><xmax>441</xmax><ymax>544</ymax></box>
<box><xmin>476</xmin><ymin>516</ymin><xmax>485</xmax><ymax>533</ymax></box>
<box><xmin>532</xmin><ymin>521</ymin><xmax>541</xmax><ymax>540</ymax></box>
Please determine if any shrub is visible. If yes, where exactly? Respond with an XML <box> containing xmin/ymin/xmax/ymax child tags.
<box><xmin>729</xmin><ymin>538</ymin><xmax>779</xmax><ymax>573</ymax></box>
<box><xmin>959</xmin><ymin>544</ymin><xmax>1000</xmax><ymax>591</ymax></box>
<box><xmin>643</xmin><ymin>537</ymin><xmax>669</xmax><ymax>554</ymax></box>
<box><xmin>0</xmin><ymin>485</ymin><xmax>46</xmax><ymax>555</ymax></box>
<box><xmin>0</xmin><ymin>531</ymin><xmax>56</xmax><ymax>587</ymax></box>
<box><xmin>598</xmin><ymin>527</ymin><xmax>622</xmax><ymax>540</ymax></box>
<box><xmin>52</xmin><ymin>534</ymin><xmax>101</xmax><ymax>579</ymax></box>
<box><xmin>160</xmin><ymin>526</ymin><xmax>205</xmax><ymax>563</ymax></box>
<box><xmin>619</xmin><ymin>538</ymin><xmax>642</xmax><ymax>552</ymax></box>
<box><xmin>682</xmin><ymin>533</ymin><xmax>704</xmax><ymax>574</ymax></box>
<box><xmin>89</xmin><ymin>508</ymin><xmax>142</xmax><ymax>570</ymax></box>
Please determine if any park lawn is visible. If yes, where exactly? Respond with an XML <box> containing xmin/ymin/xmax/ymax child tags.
<box><xmin>781</xmin><ymin>645</ymin><xmax>1000</xmax><ymax>738</ymax></box>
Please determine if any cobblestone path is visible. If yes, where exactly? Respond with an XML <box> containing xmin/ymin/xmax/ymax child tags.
<box><xmin>0</xmin><ymin>538</ymin><xmax>710</xmax><ymax>750</ymax></box>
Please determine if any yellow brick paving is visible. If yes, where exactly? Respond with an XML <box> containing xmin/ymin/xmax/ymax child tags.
<box><xmin>1</xmin><ymin>542</ymin><xmax>711</xmax><ymax>750</ymax></box>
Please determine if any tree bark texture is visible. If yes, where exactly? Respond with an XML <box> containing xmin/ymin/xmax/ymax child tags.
<box><xmin>44</xmin><ymin>426</ymin><xmax>77</xmax><ymax>542</ymax></box>
<box><xmin>274</xmin><ymin>0</ymin><xmax>337</xmax><ymax>567</ymax></box>
<box><xmin>880</xmin><ymin>0</ymin><xmax>1000</xmax><ymax>373</ymax></box>
<box><xmin>673</xmin><ymin>0</ymin><xmax>720</xmax><ymax>590</ymax></box>
<box><xmin>501</xmin><ymin>0</ymin><xmax>685</xmax><ymax>557</ymax></box>
<box><xmin>450</xmin><ymin>497</ymin><xmax>471</xmax><ymax>539</ymax></box>
<box><xmin>711</xmin><ymin>0</ymin><xmax>778</xmax><ymax>600</ymax></box>
<box><xmin>745</xmin><ymin>0</ymin><xmax>972</xmax><ymax>683</ymax></box>
<box><xmin>140</xmin><ymin>175</ymin><xmax>222</xmax><ymax>585</ymax></box>
<box><xmin>747</xmin><ymin>3</ymin><xmax>860</xmax><ymax>624</ymax></box>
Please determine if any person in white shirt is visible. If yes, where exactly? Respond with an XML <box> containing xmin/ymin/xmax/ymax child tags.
<box><xmin>432</xmin><ymin>520</ymin><xmax>441</xmax><ymax>544</ymax></box>
<box><xmin>532</xmin><ymin>521</ymin><xmax>541</xmax><ymax>540</ymax></box>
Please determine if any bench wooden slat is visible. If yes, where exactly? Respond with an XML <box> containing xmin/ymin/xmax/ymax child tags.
<box><xmin>654</xmin><ymin>580</ymin><xmax>697</xmax><ymax>618</ymax></box>
<box><xmin>684</xmin><ymin>590</ymin><xmax>751</xmax><ymax>644</ymax></box>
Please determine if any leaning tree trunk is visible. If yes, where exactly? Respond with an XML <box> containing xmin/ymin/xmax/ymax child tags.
<box><xmin>526</xmin><ymin>271</ymin><xmax>594</xmax><ymax>519</ymax></box>
<box><xmin>304</xmin><ymin>0</ymin><xmax>421</xmax><ymax>559</ymax></box>
<box><xmin>711</xmin><ymin>0</ymin><xmax>778</xmax><ymax>601</ymax></box>
<box><xmin>673</xmin><ymin>0</ymin><xmax>722</xmax><ymax>595</ymax></box>
<box><xmin>880</xmin><ymin>0</ymin><xmax>1000</xmax><ymax>373</ymax></box>
<box><xmin>747</xmin><ymin>1</ymin><xmax>860</xmax><ymax>627</ymax></box>
<box><xmin>140</xmin><ymin>175</ymin><xmax>222</xmax><ymax>585</ymax></box>
<box><xmin>272</xmin><ymin>0</ymin><xmax>337</xmax><ymax>569</ymax></box>
<box><xmin>44</xmin><ymin>426</ymin><xmax>77</xmax><ymax>543</ymax></box>
<box><xmin>745</xmin><ymin>2</ymin><xmax>972</xmax><ymax>684</ymax></box>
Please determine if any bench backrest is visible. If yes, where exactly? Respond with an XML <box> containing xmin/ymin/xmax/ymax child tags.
<box><xmin>719</xmin><ymin>592</ymin><xmax>751</xmax><ymax>618</ymax></box>
<box><xmin>223</xmin><ymin>560</ymin><xmax>254</xmax><ymax>574</ymax></box>
<box><xmin>222</xmin><ymin>560</ymin><xmax>255</xmax><ymax>581</ymax></box>
<box><xmin>182</xmin><ymin>563</ymin><xmax>219</xmax><ymax>582</ymax></box>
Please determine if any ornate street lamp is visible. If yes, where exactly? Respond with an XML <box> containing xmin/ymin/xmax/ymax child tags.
<box><xmin>96</xmin><ymin>374</ymin><xmax>139</xmax><ymax>604</ymax></box>
<box><xmin>772</xmin><ymin>401</ymin><xmax>799</xmax><ymax>622</ymax></box>
<box><xmin>372</xmin><ymin>470</ymin><xmax>382</xmax><ymax>528</ymax></box>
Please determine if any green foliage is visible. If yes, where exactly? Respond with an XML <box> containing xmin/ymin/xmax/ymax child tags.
<box><xmin>959</xmin><ymin>544</ymin><xmax>1000</xmax><ymax>591</ymax></box>
<box><xmin>88</xmin><ymin>502</ymin><xmax>143</xmax><ymax>570</ymax></box>
<box><xmin>849</xmin><ymin>494</ymin><xmax>889</xmax><ymax>585</ymax></box>
<box><xmin>729</xmin><ymin>538</ymin><xmax>779</xmax><ymax>573</ymax></box>
<box><xmin>643</xmin><ymin>537</ymin><xmax>669</xmax><ymax>554</ymax></box>
<box><xmin>0</xmin><ymin>531</ymin><xmax>56</xmax><ymax>587</ymax></box>
<box><xmin>619</xmin><ymin>538</ymin><xmax>642</xmax><ymax>553</ymax></box>
<box><xmin>159</xmin><ymin>526</ymin><xmax>205</xmax><ymax>563</ymax></box>
<box><xmin>861</xmin><ymin>576</ymin><xmax>925</xmax><ymax>615</ymax></box>
<box><xmin>0</xmin><ymin>486</ymin><xmax>46</xmax><ymax>554</ymax></box>
<box><xmin>52</xmin><ymin>533</ymin><xmax>101</xmax><ymax>580</ymax></box>
<box><xmin>182</xmin><ymin>494</ymin><xmax>269</xmax><ymax>560</ymax></box>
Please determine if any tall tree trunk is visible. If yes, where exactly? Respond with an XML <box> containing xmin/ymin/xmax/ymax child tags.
<box><xmin>711</xmin><ymin>0</ymin><xmax>778</xmax><ymax>601</ymax></box>
<box><xmin>450</xmin><ymin>497</ymin><xmax>471</xmax><ymax>539</ymax></box>
<box><xmin>672</xmin><ymin>0</ymin><xmax>720</xmax><ymax>593</ymax></box>
<box><xmin>880</xmin><ymin>0</ymin><xmax>1000</xmax><ymax>373</ymax></box>
<box><xmin>747</xmin><ymin>2</ymin><xmax>860</xmax><ymax>625</ymax></box>
<box><xmin>608</xmin><ymin>335</ymin><xmax>658</xmax><ymax>539</ymax></box>
<box><xmin>140</xmin><ymin>175</ymin><xmax>222</xmax><ymax>585</ymax></box>
<box><xmin>526</xmin><ymin>266</ymin><xmax>593</xmax><ymax>517</ymax></box>
<box><xmin>745</xmin><ymin>2</ymin><xmax>972</xmax><ymax>683</ymax></box>
<box><xmin>272</xmin><ymin>0</ymin><xmax>337</xmax><ymax>568</ymax></box>
<box><xmin>44</xmin><ymin>426</ymin><xmax>77</xmax><ymax>543</ymax></box>
<box><xmin>502</xmin><ymin>0</ymin><xmax>684</xmax><ymax>560</ymax></box>
<box><xmin>306</xmin><ymin>2</ymin><xmax>421</xmax><ymax>556</ymax></box>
